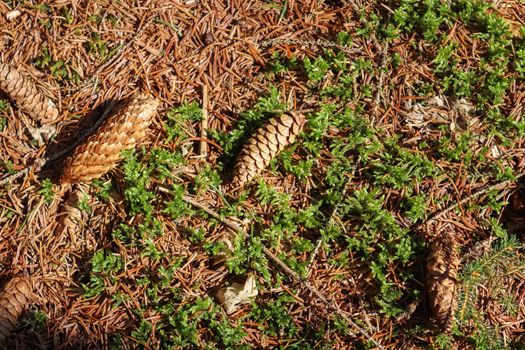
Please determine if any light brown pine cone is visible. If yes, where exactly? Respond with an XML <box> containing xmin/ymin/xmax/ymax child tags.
<box><xmin>426</xmin><ymin>234</ymin><xmax>459</xmax><ymax>332</ymax></box>
<box><xmin>0</xmin><ymin>275</ymin><xmax>32</xmax><ymax>345</ymax></box>
<box><xmin>0</xmin><ymin>62</ymin><xmax>59</xmax><ymax>124</ymax></box>
<box><xmin>54</xmin><ymin>187</ymin><xmax>87</xmax><ymax>242</ymax></box>
<box><xmin>61</xmin><ymin>92</ymin><xmax>159</xmax><ymax>184</ymax></box>
<box><xmin>231</xmin><ymin>112</ymin><xmax>305</xmax><ymax>188</ymax></box>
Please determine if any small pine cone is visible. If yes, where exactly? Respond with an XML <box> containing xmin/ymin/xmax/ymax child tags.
<box><xmin>0</xmin><ymin>62</ymin><xmax>59</xmax><ymax>124</ymax></box>
<box><xmin>54</xmin><ymin>187</ymin><xmax>86</xmax><ymax>243</ymax></box>
<box><xmin>0</xmin><ymin>276</ymin><xmax>32</xmax><ymax>345</ymax></box>
<box><xmin>426</xmin><ymin>235</ymin><xmax>459</xmax><ymax>332</ymax></box>
<box><xmin>61</xmin><ymin>92</ymin><xmax>159</xmax><ymax>184</ymax></box>
<box><xmin>231</xmin><ymin>112</ymin><xmax>305</xmax><ymax>187</ymax></box>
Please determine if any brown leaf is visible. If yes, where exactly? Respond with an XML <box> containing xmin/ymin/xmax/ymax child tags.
<box><xmin>0</xmin><ymin>275</ymin><xmax>32</xmax><ymax>345</ymax></box>
<box><xmin>215</xmin><ymin>275</ymin><xmax>258</xmax><ymax>314</ymax></box>
<box><xmin>61</xmin><ymin>92</ymin><xmax>159</xmax><ymax>184</ymax></box>
<box><xmin>426</xmin><ymin>235</ymin><xmax>459</xmax><ymax>332</ymax></box>
<box><xmin>231</xmin><ymin>112</ymin><xmax>305</xmax><ymax>188</ymax></box>
<box><xmin>0</xmin><ymin>62</ymin><xmax>59</xmax><ymax>124</ymax></box>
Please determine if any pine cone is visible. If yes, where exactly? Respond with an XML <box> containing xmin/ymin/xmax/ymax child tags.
<box><xmin>426</xmin><ymin>235</ymin><xmax>459</xmax><ymax>331</ymax></box>
<box><xmin>0</xmin><ymin>275</ymin><xmax>32</xmax><ymax>345</ymax></box>
<box><xmin>54</xmin><ymin>187</ymin><xmax>86</xmax><ymax>242</ymax></box>
<box><xmin>231</xmin><ymin>112</ymin><xmax>305</xmax><ymax>187</ymax></box>
<box><xmin>0</xmin><ymin>62</ymin><xmax>59</xmax><ymax>124</ymax></box>
<box><xmin>61</xmin><ymin>92</ymin><xmax>159</xmax><ymax>184</ymax></box>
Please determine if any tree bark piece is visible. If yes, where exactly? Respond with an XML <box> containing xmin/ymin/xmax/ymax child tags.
<box><xmin>231</xmin><ymin>112</ymin><xmax>305</xmax><ymax>188</ymax></box>
<box><xmin>426</xmin><ymin>235</ymin><xmax>459</xmax><ymax>332</ymax></box>
<box><xmin>0</xmin><ymin>275</ymin><xmax>32</xmax><ymax>345</ymax></box>
<box><xmin>61</xmin><ymin>92</ymin><xmax>159</xmax><ymax>184</ymax></box>
<box><xmin>0</xmin><ymin>62</ymin><xmax>59</xmax><ymax>124</ymax></box>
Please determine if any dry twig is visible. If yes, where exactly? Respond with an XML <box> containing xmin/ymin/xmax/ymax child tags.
<box><xmin>200</xmin><ymin>85</ymin><xmax>209</xmax><ymax>157</ymax></box>
<box><xmin>419</xmin><ymin>180</ymin><xmax>513</xmax><ymax>229</ymax></box>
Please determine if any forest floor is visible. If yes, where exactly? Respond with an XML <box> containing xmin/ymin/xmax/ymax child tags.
<box><xmin>1</xmin><ymin>0</ymin><xmax>525</xmax><ymax>349</ymax></box>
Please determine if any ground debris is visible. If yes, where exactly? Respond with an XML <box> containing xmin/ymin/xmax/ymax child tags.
<box><xmin>404</xmin><ymin>95</ymin><xmax>478</xmax><ymax>132</ymax></box>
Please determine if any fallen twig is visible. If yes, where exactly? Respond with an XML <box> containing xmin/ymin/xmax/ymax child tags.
<box><xmin>181</xmin><ymin>194</ymin><xmax>384</xmax><ymax>349</ymax></box>
<box><xmin>200</xmin><ymin>84</ymin><xmax>209</xmax><ymax>158</ymax></box>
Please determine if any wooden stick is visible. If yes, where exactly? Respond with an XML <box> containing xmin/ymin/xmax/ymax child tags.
<box><xmin>200</xmin><ymin>85</ymin><xmax>209</xmax><ymax>157</ymax></box>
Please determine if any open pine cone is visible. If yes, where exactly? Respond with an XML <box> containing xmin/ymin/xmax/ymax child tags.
<box><xmin>54</xmin><ymin>187</ymin><xmax>87</xmax><ymax>240</ymax></box>
<box><xmin>61</xmin><ymin>92</ymin><xmax>159</xmax><ymax>184</ymax></box>
<box><xmin>0</xmin><ymin>62</ymin><xmax>59</xmax><ymax>124</ymax></box>
<box><xmin>426</xmin><ymin>234</ymin><xmax>459</xmax><ymax>331</ymax></box>
<box><xmin>0</xmin><ymin>275</ymin><xmax>32</xmax><ymax>345</ymax></box>
<box><xmin>231</xmin><ymin>112</ymin><xmax>305</xmax><ymax>188</ymax></box>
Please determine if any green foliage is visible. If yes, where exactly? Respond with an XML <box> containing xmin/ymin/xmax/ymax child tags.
<box><xmin>122</xmin><ymin>150</ymin><xmax>155</xmax><ymax>218</ymax></box>
<box><xmin>19</xmin><ymin>310</ymin><xmax>47</xmax><ymax>333</ymax></box>
<box><xmin>251</xmin><ymin>294</ymin><xmax>298</xmax><ymax>338</ymax></box>
<box><xmin>38</xmin><ymin>178</ymin><xmax>55</xmax><ymax>204</ymax></box>
<box><xmin>369</xmin><ymin>138</ymin><xmax>439</xmax><ymax>194</ymax></box>
<box><xmin>457</xmin><ymin>235</ymin><xmax>524</xmax><ymax>348</ymax></box>
<box><xmin>77</xmin><ymin>194</ymin><xmax>92</xmax><ymax>214</ymax></box>
<box><xmin>0</xmin><ymin>99</ymin><xmax>9</xmax><ymax>111</ymax></box>
<box><xmin>86</xmin><ymin>33</ymin><xmax>109</xmax><ymax>59</ymax></box>
<box><xmin>92</xmin><ymin>179</ymin><xmax>113</xmax><ymax>200</ymax></box>
<box><xmin>164</xmin><ymin>101</ymin><xmax>202</xmax><ymax>143</ymax></box>
<box><xmin>83</xmin><ymin>250</ymin><xmax>123</xmax><ymax>297</ymax></box>
<box><xmin>35</xmin><ymin>47</ymin><xmax>80</xmax><ymax>83</ymax></box>
<box><xmin>303</xmin><ymin>56</ymin><xmax>330</xmax><ymax>82</ymax></box>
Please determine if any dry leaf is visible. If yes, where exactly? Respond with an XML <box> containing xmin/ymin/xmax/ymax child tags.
<box><xmin>215</xmin><ymin>275</ymin><xmax>258</xmax><ymax>314</ymax></box>
<box><xmin>0</xmin><ymin>62</ymin><xmax>59</xmax><ymax>124</ymax></box>
<box><xmin>5</xmin><ymin>9</ymin><xmax>22</xmax><ymax>21</ymax></box>
<box><xmin>0</xmin><ymin>275</ymin><xmax>32</xmax><ymax>345</ymax></box>
<box><xmin>61</xmin><ymin>92</ymin><xmax>159</xmax><ymax>184</ymax></box>
<box><xmin>231</xmin><ymin>112</ymin><xmax>305</xmax><ymax>188</ymax></box>
<box><xmin>426</xmin><ymin>235</ymin><xmax>459</xmax><ymax>332</ymax></box>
